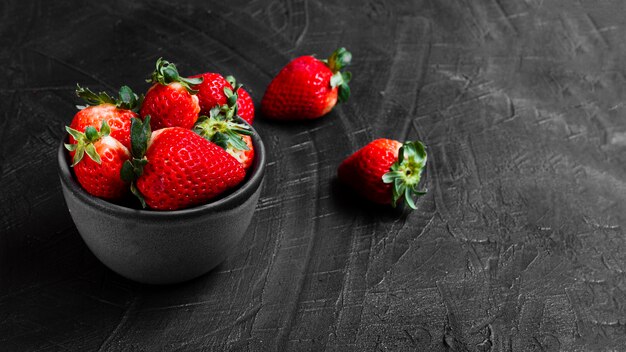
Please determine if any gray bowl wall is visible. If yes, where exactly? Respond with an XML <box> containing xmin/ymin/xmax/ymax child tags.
<box><xmin>58</xmin><ymin>127</ymin><xmax>266</xmax><ymax>284</ymax></box>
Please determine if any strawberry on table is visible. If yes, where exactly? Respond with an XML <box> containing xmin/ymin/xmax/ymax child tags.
<box><xmin>70</xmin><ymin>85</ymin><xmax>140</xmax><ymax>150</ymax></box>
<box><xmin>190</xmin><ymin>73</ymin><xmax>255</xmax><ymax>124</ymax></box>
<box><xmin>121</xmin><ymin>117</ymin><xmax>246</xmax><ymax>210</ymax></box>
<box><xmin>65</xmin><ymin>120</ymin><xmax>130</xmax><ymax>200</ymax></box>
<box><xmin>337</xmin><ymin>139</ymin><xmax>427</xmax><ymax>209</ymax></box>
<box><xmin>261</xmin><ymin>47</ymin><xmax>352</xmax><ymax>120</ymax></box>
<box><xmin>140</xmin><ymin>58</ymin><xmax>202</xmax><ymax>130</ymax></box>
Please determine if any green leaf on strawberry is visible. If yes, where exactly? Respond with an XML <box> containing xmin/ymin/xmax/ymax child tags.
<box><xmin>327</xmin><ymin>47</ymin><xmax>352</xmax><ymax>71</ymax></box>
<box><xmin>147</xmin><ymin>58</ymin><xmax>203</xmax><ymax>94</ymax></box>
<box><xmin>225</xmin><ymin>75</ymin><xmax>243</xmax><ymax>91</ymax></box>
<box><xmin>120</xmin><ymin>116</ymin><xmax>152</xmax><ymax>208</ymax></box>
<box><xmin>64</xmin><ymin>119</ymin><xmax>112</xmax><ymax>166</ymax></box>
<box><xmin>193</xmin><ymin>108</ymin><xmax>252</xmax><ymax>151</ymax></box>
<box><xmin>325</xmin><ymin>47</ymin><xmax>352</xmax><ymax>103</ymax></box>
<box><xmin>76</xmin><ymin>84</ymin><xmax>142</xmax><ymax>112</ymax></box>
<box><xmin>117</xmin><ymin>85</ymin><xmax>143</xmax><ymax>111</ymax></box>
<box><xmin>382</xmin><ymin>140</ymin><xmax>428</xmax><ymax>209</ymax></box>
<box><xmin>223</xmin><ymin>75</ymin><xmax>247</xmax><ymax>118</ymax></box>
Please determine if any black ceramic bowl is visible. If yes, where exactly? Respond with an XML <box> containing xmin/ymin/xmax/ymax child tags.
<box><xmin>58</xmin><ymin>127</ymin><xmax>266</xmax><ymax>284</ymax></box>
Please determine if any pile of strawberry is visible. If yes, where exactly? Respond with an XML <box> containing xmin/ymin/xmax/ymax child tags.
<box><xmin>66</xmin><ymin>48</ymin><xmax>428</xmax><ymax>211</ymax></box>
<box><xmin>65</xmin><ymin>59</ymin><xmax>256</xmax><ymax>210</ymax></box>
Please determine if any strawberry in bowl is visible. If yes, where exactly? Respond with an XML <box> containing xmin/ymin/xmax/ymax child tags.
<box><xmin>140</xmin><ymin>58</ymin><xmax>202</xmax><ymax>130</ymax></box>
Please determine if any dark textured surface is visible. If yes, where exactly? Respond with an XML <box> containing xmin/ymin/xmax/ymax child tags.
<box><xmin>2</xmin><ymin>0</ymin><xmax>626</xmax><ymax>351</ymax></box>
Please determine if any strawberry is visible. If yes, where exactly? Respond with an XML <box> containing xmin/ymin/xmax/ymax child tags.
<box><xmin>337</xmin><ymin>139</ymin><xmax>427</xmax><ymax>209</ymax></box>
<box><xmin>65</xmin><ymin>120</ymin><xmax>130</xmax><ymax>200</ymax></box>
<box><xmin>190</xmin><ymin>73</ymin><xmax>255</xmax><ymax>124</ymax></box>
<box><xmin>121</xmin><ymin>117</ymin><xmax>246</xmax><ymax>210</ymax></box>
<box><xmin>261</xmin><ymin>47</ymin><xmax>352</xmax><ymax>120</ymax></box>
<box><xmin>140</xmin><ymin>58</ymin><xmax>202</xmax><ymax>130</ymax></box>
<box><xmin>69</xmin><ymin>85</ymin><xmax>141</xmax><ymax>150</ymax></box>
<box><xmin>236</xmin><ymin>85</ymin><xmax>255</xmax><ymax>124</ymax></box>
<box><xmin>193</xmin><ymin>105</ymin><xmax>255</xmax><ymax>171</ymax></box>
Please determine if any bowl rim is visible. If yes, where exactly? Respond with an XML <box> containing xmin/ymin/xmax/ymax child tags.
<box><xmin>58</xmin><ymin>124</ymin><xmax>266</xmax><ymax>220</ymax></box>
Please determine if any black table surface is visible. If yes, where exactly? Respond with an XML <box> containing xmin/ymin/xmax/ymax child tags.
<box><xmin>2</xmin><ymin>0</ymin><xmax>626</xmax><ymax>351</ymax></box>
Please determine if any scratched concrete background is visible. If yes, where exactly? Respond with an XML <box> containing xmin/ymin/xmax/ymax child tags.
<box><xmin>2</xmin><ymin>0</ymin><xmax>626</xmax><ymax>351</ymax></box>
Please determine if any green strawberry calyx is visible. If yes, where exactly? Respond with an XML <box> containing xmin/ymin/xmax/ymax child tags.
<box><xmin>193</xmin><ymin>106</ymin><xmax>253</xmax><ymax>152</ymax></box>
<box><xmin>225</xmin><ymin>75</ymin><xmax>243</xmax><ymax>95</ymax></box>
<box><xmin>147</xmin><ymin>58</ymin><xmax>203</xmax><ymax>94</ymax></box>
<box><xmin>120</xmin><ymin>116</ymin><xmax>152</xmax><ymax>208</ymax></box>
<box><xmin>323</xmin><ymin>47</ymin><xmax>352</xmax><ymax>103</ymax></box>
<box><xmin>76</xmin><ymin>84</ymin><xmax>143</xmax><ymax>112</ymax></box>
<box><xmin>222</xmin><ymin>76</ymin><xmax>242</xmax><ymax>117</ymax></box>
<box><xmin>64</xmin><ymin>119</ymin><xmax>111</xmax><ymax>166</ymax></box>
<box><xmin>224</xmin><ymin>75</ymin><xmax>246</xmax><ymax>117</ymax></box>
<box><xmin>381</xmin><ymin>140</ymin><xmax>428</xmax><ymax>210</ymax></box>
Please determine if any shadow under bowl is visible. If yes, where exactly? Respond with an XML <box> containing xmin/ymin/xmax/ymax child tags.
<box><xmin>58</xmin><ymin>126</ymin><xmax>266</xmax><ymax>285</ymax></box>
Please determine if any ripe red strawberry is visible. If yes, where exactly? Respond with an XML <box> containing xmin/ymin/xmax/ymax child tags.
<box><xmin>337</xmin><ymin>139</ymin><xmax>427</xmax><ymax>209</ymax></box>
<box><xmin>190</xmin><ymin>73</ymin><xmax>255</xmax><ymax>124</ymax></box>
<box><xmin>69</xmin><ymin>85</ymin><xmax>141</xmax><ymax>150</ymax></box>
<box><xmin>193</xmin><ymin>106</ymin><xmax>255</xmax><ymax>171</ymax></box>
<box><xmin>122</xmin><ymin>117</ymin><xmax>246</xmax><ymax>210</ymax></box>
<box><xmin>140</xmin><ymin>58</ymin><xmax>202</xmax><ymax>130</ymax></box>
<box><xmin>261</xmin><ymin>48</ymin><xmax>352</xmax><ymax>120</ymax></box>
<box><xmin>65</xmin><ymin>120</ymin><xmax>130</xmax><ymax>200</ymax></box>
